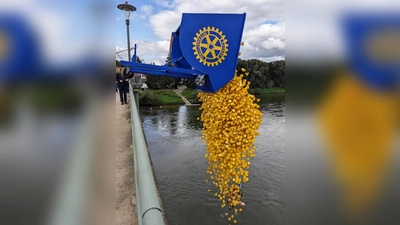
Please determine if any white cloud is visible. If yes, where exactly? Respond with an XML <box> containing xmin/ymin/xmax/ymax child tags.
<box><xmin>246</xmin><ymin>23</ymin><xmax>285</xmax><ymax>39</ymax></box>
<box><xmin>141</xmin><ymin>5</ymin><xmax>154</xmax><ymax>16</ymax></box>
<box><xmin>241</xmin><ymin>22</ymin><xmax>285</xmax><ymax>60</ymax></box>
<box><xmin>261</xmin><ymin>37</ymin><xmax>285</xmax><ymax>50</ymax></box>
<box><xmin>116</xmin><ymin>39</ymin><xmax>170</xmax><ymax>65</ymax></box>
<box><xmin>131</xmin><ymin>5</ymin><xmax>155</xmax><ymax>21</ymax></box>
<box><xmin>120</xmin><ymin>0</ymin><xmax>285</xmax><ymax>63</ymax></box>
<box><xmin>149</xmin><ymin>0</ymin><xmax>284</xmax><ymax>40</ymax></box>
<box><xmin>149</xmin><ymin>10</ymin><xmax>182</xmax><ymax>40</ymax></box>
<box><xmin>149</xmin><ymin>0</ymin><xmax>285</xmax><ymax>62</ymax></box>
<box><xmin>257</xmin><ymin>55</ymin><xmax>285</xmax><ymax>62</ymax></box>
<box><xmin>152</xmin><ymin>0</ymin><xmax>176</xmax><ymax>9</ymax></box>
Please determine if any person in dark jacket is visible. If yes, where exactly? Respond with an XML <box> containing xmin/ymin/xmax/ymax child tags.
<box><xmin>116</xmin><ymin>72</ymin><xmax>129</xmax><ymax>105</ymax></box>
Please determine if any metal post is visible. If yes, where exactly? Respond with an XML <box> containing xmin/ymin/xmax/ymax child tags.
<box><xmin>134</xmin><ymin>90</ymin><xmax>139</xmax><ymax>110</ymax></box>
<box><xmin>130</xmin><ymin>73</ymin><xmax>141</xmax><ymax>112</ymax></box>
<box><xmin>126</xmin><ymin>19</ymin><xmax>131</xmax><ymax>62</ymax></box>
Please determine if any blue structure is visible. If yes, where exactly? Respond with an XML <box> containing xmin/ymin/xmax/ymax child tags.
<box><xmin>343</xmin><ymin>13</ymin><xmax>400</xmax><ymax>91</ymax></box>
<box><xmin>0</xmin><ymin>13</ymin><xmax>105</xmax><ymax>85</ymax></box>
<box><xmin>0</xmin><ymin>14</ymin><xmax>41</xmax><ymax>82</ymax></box>
<box><xmin>120</xmin><ymin>13</ymin><xmax>246</xmax><ymax>93</ymax></box>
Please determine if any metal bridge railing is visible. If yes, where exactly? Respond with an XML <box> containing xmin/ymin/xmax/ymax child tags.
<box><xmin>129</xmin><ymin>85</ymin><xmax>165</xmax><ymax>225</ymax></box>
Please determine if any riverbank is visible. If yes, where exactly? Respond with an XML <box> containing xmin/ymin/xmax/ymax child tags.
<box><xmin>180</xmin><ymin>88</ymin><xmax>200</xmax><ymax>104</ymax></box>
<box><xmin>248</xmin><ymin>87</ymin><xmax>285</xmax><ymax>94</ymax></box>
<box><xmin>173</xmin><ymin>89</ymin><xmax>198</xmax><ymax>106</ymax></box>
<box><xmin>139</xmin><ymin>90</ymin><xmax>184</xmax><ymax>106</ymax></box>
<box><xmin>138</xmin><ymin>88</ymin><xmax>285</xmax><ymax>106</ymax></box>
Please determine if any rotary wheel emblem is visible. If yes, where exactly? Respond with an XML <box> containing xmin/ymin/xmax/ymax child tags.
<box><xmin>192</xmin><ymin>26</ymin><xmax>228</xmax><ymax>67</ymax></box>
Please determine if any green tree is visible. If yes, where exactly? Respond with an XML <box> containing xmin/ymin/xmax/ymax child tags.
<box><xmin>165</xmin><ymin>53</ymin><xmax>175</xmax><ymax>67</ymax></box>
<box><xmin>236</xmin><ymin>58</ymin><xmax>284</xmax><ymax>89</ymax></box>
<box><xmin>146</xmin><ymin>75</ymin><xmax>178</xmax><ymax>89</ymax></box>
<box><xmin>184</xmin><ymin>79</ymin><xmax>195</xmax><ymax>89</ymax></box>
<box><xmin>144</xmin><ymin>54</ymin><xmax>180</xmax><ymax>89</ymax></box>
<box><xmin>268</xmin><ymin>60</ymin><xmax>285</xmax><ymax>88</ymax></box>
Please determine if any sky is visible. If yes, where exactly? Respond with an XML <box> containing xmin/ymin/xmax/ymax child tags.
<box><xmin>115</xmin><ymin>0</ymin><xmax>285</xmax><ymax>65</ymax></box>
<box><xmin>1</xmin><ymin>0</ymin><xmax>397</xmax><ymax>67</ymax></box>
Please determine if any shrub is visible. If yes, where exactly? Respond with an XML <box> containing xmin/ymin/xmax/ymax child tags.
<box><xmin>181</xmin><ymin>88</ymin><xmax>200</xmax><ymax>104</ymax></box>
<box><xmin>139</xmin><ymin>91</ymin><xmax>160</xmax><ymax>106</ymax></box>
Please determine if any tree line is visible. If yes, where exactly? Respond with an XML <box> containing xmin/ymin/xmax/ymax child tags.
<box><xmin>236</xmin><ymin>58</ymin><xmax>285</xmax><ymax>89</ymax></box>
<box><xmin>116</xmin><ymin>57</ymin><xmax>285</xmax><ymax>89</ymax></box>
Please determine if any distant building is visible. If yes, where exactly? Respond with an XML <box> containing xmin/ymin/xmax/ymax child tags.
<box><xmin>133</xmin><ymin>73</ymin><xmax>147</xmax><ymax>84</ymax></box>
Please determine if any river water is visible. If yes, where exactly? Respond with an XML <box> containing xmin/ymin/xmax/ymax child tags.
<box><xmin>140</xmin><ymin>93</ymin><xmax>285</xmax><ymax>225</ymax></box>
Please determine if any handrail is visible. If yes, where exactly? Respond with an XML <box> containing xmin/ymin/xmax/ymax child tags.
<box><xmin>46</xmin><ymin>98</ymin><xmax>94</xmax><ymax>225</ymax></box>
<box><xmin>129</xmin><ymin>85</ymin><xmax>165</xmax><ymax>225</ymax></box>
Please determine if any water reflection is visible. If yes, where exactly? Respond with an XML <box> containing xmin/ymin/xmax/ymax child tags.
<box><xmin>143</xmin><ymin>105</ymin><xmax>203</xmax><ymax>137</ymax></box>
<box><xmin>176</xmin><ymin>106</ymin><xmax>187</xmax><ymax>136</ymax></box>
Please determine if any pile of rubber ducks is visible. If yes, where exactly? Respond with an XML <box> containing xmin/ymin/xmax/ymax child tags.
<box><xmin>198</xmin><ymin>68</ymin><xmax>263</xmax><ymax>223</ymax></box>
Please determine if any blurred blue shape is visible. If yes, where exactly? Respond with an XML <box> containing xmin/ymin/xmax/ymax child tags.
<box><xmin>0</xmin><ymin>13</ymin><xmax>41</xmax><ymax>82</ymax></box>
<box><xmin>0</xmin><ymin>13</ymin><xmax>107</xmax><ymax>85</ymax></box>
<box><xmin>343</xmin><ymin>13</ymin><xmax>400</xmax><ymax>91</ymax></box>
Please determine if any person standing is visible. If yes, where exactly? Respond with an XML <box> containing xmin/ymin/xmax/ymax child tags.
<box><xmin>116</xmin><ymin>72</ymin><xmax>128</xmax><ymax>105</ymax></box>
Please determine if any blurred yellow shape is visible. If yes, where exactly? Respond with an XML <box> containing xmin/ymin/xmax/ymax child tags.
<box><xmin>318</xmin><ymin>74</ymin><xmax>399</xmax><ymax>218</ymax></box>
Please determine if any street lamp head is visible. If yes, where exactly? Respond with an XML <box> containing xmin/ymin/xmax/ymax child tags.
<box><xmin>118</xmin><ymin>1</ymin><xmax>136</xmax><ymax>62</ymax></box>
<box><xmin>117</xmin><ymin>1</ymin><xmax>136</xmax><ymax>20</ymax></box>
<box><xmin>123</xmin><ymin>9</ymin><xmax>131</xmax><ymax>20</ymax></box>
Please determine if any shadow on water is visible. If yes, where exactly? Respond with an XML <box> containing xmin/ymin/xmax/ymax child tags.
<box><xmin>140</xmin><ymin>93</ymin><xmax>285</xmax><ymax>225</ymax></box>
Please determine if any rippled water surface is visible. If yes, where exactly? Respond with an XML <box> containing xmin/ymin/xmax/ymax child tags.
<box><xmin>140</xmin><ymin>93</ymin><xmax>285</xmax><ymax>225</ymax></box>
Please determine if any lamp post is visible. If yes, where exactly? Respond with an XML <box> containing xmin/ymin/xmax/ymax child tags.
<box><xmin>118</xmin><ymin>1</ymin><xmax>140</xmax><ymax>110</ymax></box>
<box><xmin>117</xmin><ymin>1</ymin><xmax>136</xmax><ymax>62</ymax></box>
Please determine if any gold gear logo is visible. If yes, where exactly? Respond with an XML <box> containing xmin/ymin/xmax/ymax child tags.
<box><xmin>192</xmin><ymin>26</ymin><xmax>228</xmax><ymax>67</ymax></box>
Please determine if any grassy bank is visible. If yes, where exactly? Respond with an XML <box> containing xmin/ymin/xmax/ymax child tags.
<box><xmin>179</xmin><ymin>87</ymin><xmax>285</xmax><ymax>104</ymax></box>
<box><xmin>248</xmin><ymin>87</ymin><xmax>285</xmax><ymax>95</ymax></box>
<box><xmin>138</xmin><ymin>87</ymin><xmax>284</xmax><ymax>106</ymax></box>
<box><xmin>139</xmin><ymin>90</ymin><xmax>184</xmax><ymax>106</ymax></box>
<box><xmin>180</xmin><ymin>88</ymin><xmax>200</xmax><ymax>104</ymax></box>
